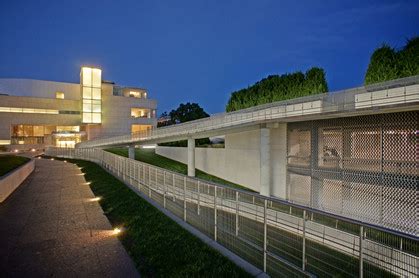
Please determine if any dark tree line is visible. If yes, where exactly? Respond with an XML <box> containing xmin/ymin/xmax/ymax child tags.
<box><xmin>226</xmin><ymin>67</ymin><xmax>328</xmax><ymax>112</ymax></box>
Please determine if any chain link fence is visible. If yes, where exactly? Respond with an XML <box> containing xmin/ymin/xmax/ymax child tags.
<box><xmin>46</xmin><ymin>147</ymin><xmax>418</xmax><ymax>277</ymax></box>
<box><xmin>287</xmin><ymin>111</ymin><xmax>418</xmax><ymax>236</ymax></box>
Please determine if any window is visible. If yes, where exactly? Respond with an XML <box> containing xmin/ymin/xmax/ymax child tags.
<box><xmin>131</xmin><ymin>108</ymin><xmax>151</xmax><ymax>118</ymax></box>
<box><xmin>56</xmin><ymin>92</ymin><xmax>64</xmax><ymax>99</ymax></box>
<box><xmin>287</xmin><ymin>127</ymin><xmax>311</xmax><ymax>167</ymax></box>
<box><xmin>318</xmin><ymin>127</ymin><xmax>342</xmax><ymax>169</ymax></box>
<box><xmin>128</xmin><ymin>91</ymin><xmax>147</xmax><ymax>99</ymax></box>
<box><xmin>81</xmin><ymin>67</ymin><xmax>102</xmax><ymax>123</ymax></box>
<box><xmin>131</xmin><ymin>124</ymin><xmax>152</xmax><ymax>133</ymax></box>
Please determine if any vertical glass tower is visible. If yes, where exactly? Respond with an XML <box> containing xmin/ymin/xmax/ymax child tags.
<box><xmin>81</xmin><ymin>67</ymin><xmax>102</xmax><ymax>123</ymax></box>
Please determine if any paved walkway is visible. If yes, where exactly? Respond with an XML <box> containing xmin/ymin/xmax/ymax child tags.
<box><xmin>0</xmin><ymin>158</ymin><xmax>139</xmax><ymax>277</ymax></box>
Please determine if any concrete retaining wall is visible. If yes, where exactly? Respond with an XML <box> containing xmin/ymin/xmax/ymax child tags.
<box><xmin>156</xmin><ymin>124</ymin><xmax>288</xmax><ymax>196</ymax></box>
<box><xmin>0</xmin><ymin>158</ymin><xmax>34</xmax><ymax>202</ymax></box>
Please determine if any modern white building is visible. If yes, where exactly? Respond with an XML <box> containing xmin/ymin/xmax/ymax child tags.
<box><xmin>0</xmin><ymin>66</ymin><xmax>157</xmax><ymax>149</ymax></box>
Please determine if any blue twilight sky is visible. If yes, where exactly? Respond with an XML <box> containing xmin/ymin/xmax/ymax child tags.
<box><xmin>0</xmin><ymin>0</ymin><xmax>418</xmax><ymax>114</ymax></box>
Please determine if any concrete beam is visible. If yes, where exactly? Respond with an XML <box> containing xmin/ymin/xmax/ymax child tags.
<box><xmin>187</xmin><ymin>138</ymin><xmax>195</xmax><ymax>177</ymax></box>
<box><xmin>128</xmin><ymin>146</ymin><xmax>135</xmax><ymax>160</ymax></box>
<box><xmin>259</xmin><ymin>127</ymin><xmax>271</xmax><ymax>196</ymax></box>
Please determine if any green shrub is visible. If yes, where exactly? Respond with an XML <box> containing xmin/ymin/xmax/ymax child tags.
<box><xmin>365</xmin><ymin>37</ymin><xmax>419</xmax><ymax>85</ymax></box>
<box><xmin>226</xmin><ymin>67</ymin><xmax>328</xmax><ymax>112</ymax></box>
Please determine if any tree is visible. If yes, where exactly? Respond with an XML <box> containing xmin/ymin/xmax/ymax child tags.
<box><xmin>157</xmin><ymin>111</ymin><xmax>173</xmax><ymax>127</ymax></box>
<box><xmin>169</xmin><ymin>103</ymin><xmax>209</xmax><ymax>124</ymax></box>
<box><xmin>158</xmin><ymin>103</ymin><xmax>211</xmax><ymax>146</ymax></box>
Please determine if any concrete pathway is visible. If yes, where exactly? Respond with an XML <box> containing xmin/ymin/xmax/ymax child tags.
<box><xmin>0</xmin><ymin>158</ymin><xmax>139</xmax><ymax>277</ymax></box>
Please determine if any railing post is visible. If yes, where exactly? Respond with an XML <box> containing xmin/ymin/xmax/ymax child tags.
<box><xmin>148</xmin><ymin>167</ymin><xmax>151</xmax><ymax>197</ymax></box>
<box><xmin>183</xmin><ymin>176</ymin><xmax>187</xmax><ymax>222</ymax></box>
<box><xmin>359</xmin><ymin>226</ymin><xmax>364</xmax><ymax>278</ymax></box>
<box><xmin>163</xmin><ymin>172</ymin><xmax>166</xmax><ymax>209</ymax></box>
<box><xmin>172</xmin><ymin>174</ymin><xmax>175</xmax><ymax>201</ymax></box>
<box><xmin>302</xmin><ymin>209</ymin><xmax>306</xmax><ymax>271</ymax></box>
<box><xmin>235</xmin><ymin>191</ymin><xmax>239</xmax><ymax>236</ymax></box>
<box><xmin>197</xmin><ymin>181</ymin><xmax>200</xmax><ymax>215</ymax></box>
<box><xmin>214</xmin><ymin>186</ymin><xmax>217</xmax><ymax>241</ymax></box>
<box><xmin>155</xmin><ymin>168</ymin><xmax>158</xmax><ymax>191</ymax></box>
<box><xmin>263</xmin><ymin>199</ymin><xmax>267</xmax><ymax>273</ymax></box>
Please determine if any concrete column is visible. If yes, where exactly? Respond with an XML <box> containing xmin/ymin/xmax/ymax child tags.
<box><xmin>128</xmin><ymin>146</ymin><xmax>135</xmax><ymax>160</ymax></box>
<box><xmin>260</xmin><ymin>127</ymin><xmax>271</xmax><ymax>196</ymax></box>
<box><xmin>271</xmin><ymin>123</ymin><xmax>287</xmax><ymax>199</ymax></box>
<box><xmin>187</xmin><ymin>138</ymin><xmax>195</xmax><ymax>177</ymax></box>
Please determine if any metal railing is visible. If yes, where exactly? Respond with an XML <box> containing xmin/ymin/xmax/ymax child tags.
<box><xmin>77</xmin><ymin>75</ymin><xmax>419</xmax><ymax>148</ymax></box>
<box><xmin>46</xmin><ymin>147</ymin><xmax>418</xmax><ymax>278</ymax></box>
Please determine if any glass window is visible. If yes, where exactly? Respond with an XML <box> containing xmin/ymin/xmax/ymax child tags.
<box><xmin>83</xmin><ymin>87</ymin><xmax>92</xmax><ymax>99</ymax></box>
<box><xmin>288</xmin><ymin>128</ymin><xmax>311</xmax><ymax>167</ymax></box>
<box><xmin>82</xmin><ymin>67</ymin><xmax>92</xmax><ymax>86</ymax></box>
<box><xmin>12</xmin><ymin>125</ymin><xmax>24</xmax><ymax>136</ymax></box>
<box><xmin>92</xmin><ymin>68</ymin><xmax>102</xmax><ymax>88</ymax></box>
<box><xmin>83</xmin><ymin>102</ymin><xmax>92</xmax><ymax>112</ymax></box>
<box><xmin>343</xmin><ymin>128</ymin><xmax>381</xmax><ymax>172</ymax></box>
<box><xmin>56</xmin><ymin>92</ymin><xmax>64</xmax><ymax>99</ymax></box>
<box><xmin>92</xmin><ymin>88</ymin><xmax>101</xmax><ymax>99</ymax></box>
<box><xmin>83</xmin><ymin>113</ymin><xmax>92</xmax><ymax>123</ymax></box>
<box><xmin>92</xmin><ymin>104</ymin><xmax>101</xmax><ymax>113</ymax></box>
<box><xmin>33</xmin><ymin>126</ymin><xmax>44</xmax><ymax>136</ymax></box>
<box><xmin>92</xmin><ymin>113</ymin><xmax>101</xmax><ymax>123</ymax></box>
<box><xmin>318</xmin><ymin>127</ymin><xmax>342</xmax><ymax>169</ymax></box>
<box><xmin>23</xmin><ymin>125</ymin><xmax>34</xmax><ymax>136</ymax></box>
<box><xmin>44</xmin><ymin>126</ymin><xmax>56</xmax><ymax>134</ymax></box>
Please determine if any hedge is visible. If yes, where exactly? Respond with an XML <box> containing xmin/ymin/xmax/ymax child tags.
<box><xmin>365</xmin><ymin>37</ymin><xmax>419</xmax><ymax>85</ymax></box>
<box><xmin>225</xmin><ymin>67</ymin><xmax>328</xmax><ymax>112</ymax></box>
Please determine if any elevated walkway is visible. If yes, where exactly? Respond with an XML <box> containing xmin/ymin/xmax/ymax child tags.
<box><xmin>77</xmin><ymin>76</ymin><xmax>419</xmax><ymax>148</ymax></box>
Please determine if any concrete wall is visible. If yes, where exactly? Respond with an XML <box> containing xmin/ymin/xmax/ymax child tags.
<box><xmin>0</xmin><ymin>158</ymin><xmax>34</xmax><ymax>202</ymax></box>
<box><xmin>100</xmin><ymin>83</ymin><xmax>157</xmax><ymax>138</ymax></box>
<box><xmin>156</xmin><ymin>124</ymin><xmax>288</xmax><ymax>197</ymax></box>
<box><xmin>0</xmin><ymin>95</ymin><xmax>82</xmax><ymax>142</ymax></box>
<box><xmin>0</xmin><ymin>78</ymin><xmax>80</xmax><ymax>100</ymax></box>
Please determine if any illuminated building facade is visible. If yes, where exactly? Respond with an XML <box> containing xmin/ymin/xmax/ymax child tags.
<box><xmin>0</xmin><ymin>66</ymin><xmax>157</xmax><ymax>149</ymax></box>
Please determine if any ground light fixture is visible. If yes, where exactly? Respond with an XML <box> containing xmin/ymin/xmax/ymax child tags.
<box><xmin>90</xmin><ymin>197</ymin><xmax>101</xmax><ymax>202</ymax></box>
<box><xmin>63</xmin><ymin>160</ymin><xmax>67</xmax><ymax>163</ymax></box>
<box><xmin>31</xmin><ymin>148</ymin><xmax>36</xmax><ymax>152</ymax></box>
<box><xmin>50</xmin><ymin>158</ymin><xmax>54</xmax><ymax>160</ymax></box>
<box><xmin>113</xmin><ymin>227</ymin><xmax>122</xmax><ymax>235</ymax></box>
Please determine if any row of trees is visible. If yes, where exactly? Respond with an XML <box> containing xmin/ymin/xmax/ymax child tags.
<box><xmin>365</xmin><ymin>37</ymin><xmax>419</xmax><ymax>85</ymax></box>
<box><xmin>225</xmin><ymin>67</ymin><xmax>328</xmax><ymax>112</ymax></box>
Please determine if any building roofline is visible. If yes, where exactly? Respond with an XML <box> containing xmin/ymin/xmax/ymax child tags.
<box><xmin>0</xmin><ymin>78</ymin><xmax>79</xmax><ymax>86</ymax></box>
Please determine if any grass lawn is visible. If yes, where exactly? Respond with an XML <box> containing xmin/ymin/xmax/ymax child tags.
<box><xmin>49</xmin><ymin>157</ymin><xmax>252</xmax><ymax>277</ymax></box>
<box><xmin>0</xmin><ymin>155</ymin><xmax>30</xmax><ymax>176</ymax></box>
<box><xmin>106</xmin><ymin>147</ymin><xmax>255</xmax><ymax>192</ymax></box>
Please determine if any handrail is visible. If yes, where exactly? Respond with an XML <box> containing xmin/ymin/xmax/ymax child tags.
<box><xmin>45</xmin><ymin>147</ymin><xmax>418</xmax><ymax>277</ymax></box>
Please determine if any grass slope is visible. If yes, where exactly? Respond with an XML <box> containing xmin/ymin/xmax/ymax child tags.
<box><xmin>59</xmin><ymin>158</ymin><xmax>252</xmax><ymax>277</ymax></box>
<box><xmin>106</xmin><ymin>147</ymin><xmax>255</xmax><ymax>192</ymax></box>
<box><xmin>0</xmin><ymin>155</ymin><xmax>30</xmax><ymax>176</ymax></box>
